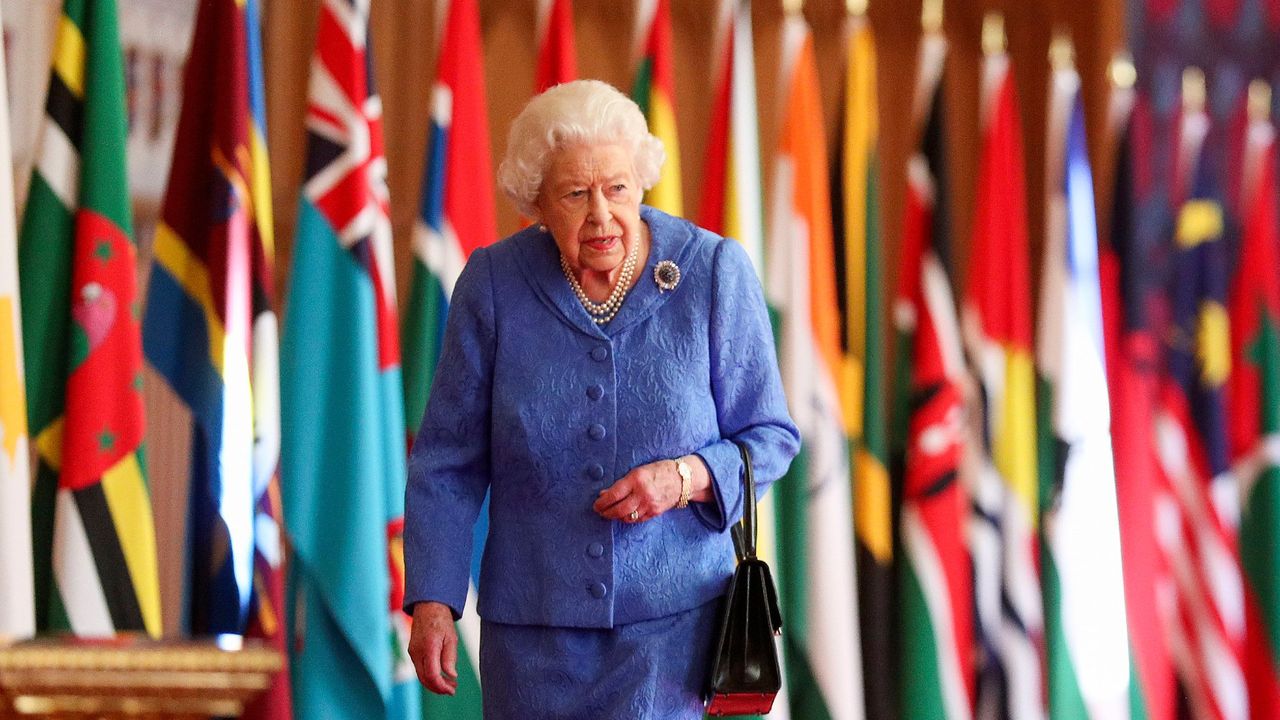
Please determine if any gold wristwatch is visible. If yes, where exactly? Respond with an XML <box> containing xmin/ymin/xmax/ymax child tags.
<box><xmin>675</xmin><ymin>458</ymin><xmax>692</xmax><ymax>509</ymax></box>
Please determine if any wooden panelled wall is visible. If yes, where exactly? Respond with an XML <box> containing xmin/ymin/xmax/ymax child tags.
<box><xmin>152</xmin><ymin>0</ymin><xmax>1125</xmax><ymax>635</ymax></box>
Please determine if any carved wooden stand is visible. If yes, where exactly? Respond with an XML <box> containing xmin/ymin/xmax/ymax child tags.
<box><xmin>0</xmin><ymin>638</ymin><xmax>281</xmax><ymax>719</ymax></box>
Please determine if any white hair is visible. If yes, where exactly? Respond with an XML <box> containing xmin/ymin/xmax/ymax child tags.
<box><xmin>497</xmin><ymin>79</ymin><xmax>666</xmax><ymax>217</ymax></box>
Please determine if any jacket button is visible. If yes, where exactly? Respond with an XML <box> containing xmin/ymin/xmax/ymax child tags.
<box><xmin>587</xmin><ymin>542</ymin><xmax>604</xmax><ymax>558</ymax></box>
<box><xmin>587</xmin><ymin>463</ymin><xmax>604</xmax><ymax>480</ymax></box>
<box><xmin>586</xmin><ymin>384</ymin><xmax>604</xmax><ymax>400</ymax></box>
<box><xmin>588</xmin><ymin>423</ymin><xmax>606</xmax><ymax>440</ymax></box>
<box><xmin>589</xmin><ymin>582</ymin><xmax>608</xmax><ymax>599</ymax></box>
<box><xmin>590</xmin><ymin>346</ymin><xmax>609</xmax><ymax>362</ymax></box>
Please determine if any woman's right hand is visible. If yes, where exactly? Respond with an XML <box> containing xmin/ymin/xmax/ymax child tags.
<box><xmin>408</xmin><ymin>601</ymin><xmax>459</xmax><ymax>695</ymax></box>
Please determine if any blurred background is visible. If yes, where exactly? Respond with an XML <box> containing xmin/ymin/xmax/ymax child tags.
<box><xmin>4</xmin><ymin>0</ymin><xmax>1280</xmax><ymax>719</ymax></box>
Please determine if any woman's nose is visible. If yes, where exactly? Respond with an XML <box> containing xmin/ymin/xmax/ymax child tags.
<box><xmin>587</xmin><ymin>190</ymin><xmax>610</xmax><ymax>224</ymax></box>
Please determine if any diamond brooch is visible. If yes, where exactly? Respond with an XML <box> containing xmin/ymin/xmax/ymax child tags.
<box><xmin>654</xmin><ymin>260</ymin><xmax>681</xmax><ymax>292</ymax></box>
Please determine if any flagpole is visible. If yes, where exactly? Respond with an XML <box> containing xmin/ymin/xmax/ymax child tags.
<box><xmin>922</xmin><ymin>0</ymin><xmax>943</xmax><ymax>33</ymax></box>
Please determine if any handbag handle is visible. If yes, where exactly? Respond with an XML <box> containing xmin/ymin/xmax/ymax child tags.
<box><xmin>732</xmin><ymin>440</ymin><xmax>757</xmax><ymax>562</ymax></box>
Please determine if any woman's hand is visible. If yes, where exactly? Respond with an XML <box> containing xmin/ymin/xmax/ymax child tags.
<box><xmin>593</xmin><ymin>456</ymin><xmax>712</xmax><ymax>522</ymax></box>
<box><xmin>408</xmin><ymin>601</ymin><xmax>459</xmax><ymax>695</ymax></box>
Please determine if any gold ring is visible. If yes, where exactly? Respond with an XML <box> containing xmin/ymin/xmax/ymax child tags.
<box><xmin>629</xmin><ymin>510</ymin><xmax>639</xmax><ymax>521</ymax></box>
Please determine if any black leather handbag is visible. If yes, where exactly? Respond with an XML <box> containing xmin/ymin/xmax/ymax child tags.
<box><xmin>705</xmin><ymin>441</ymin><xmax>784</xmax><ymax>716</ymax></box>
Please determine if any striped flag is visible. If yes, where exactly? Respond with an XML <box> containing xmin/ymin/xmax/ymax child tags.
<box><xmin>1228</xmin><ymin>95</ymin><xmax>1280</xmax><ymax>720</ymax></box>
<box><xmin>699</xmin><ymin>4</ymin><xmax>792</xmax><ymax>715</ymax></box>
<box><xmin>19</xmin><ymin>0</ymin><xmax>161</xmax><ymax>638</ymax></box>
<box><xmin>1102</xmin><ymin>93</ymin><xmax>1175</xmax><ymax>720</ymax></box>
<box><xmin>766</xmin><ymin>11</ymin><xmax>863</xmax><ymax>720</ymax></box>
<box><xmin>238</xmin><ymin>6</ymin><xmax>289</xmax><ymax>715</ymax></box>
<box><xmin>1037</xmin><ymin>60</ymin><xmax>1133</xmax><ymax>720</ymax></box>
<box><xmin>404</xmin><ymin>0</ymin><xmax>495</xmax><ymax>716</ymax></box>
<box><xmin>535</xmin><ymin>0</ymin><xmax>576</xmax><ymax>92</ymax></box>
<box><xmin>831</xmin><ymin>14</ymin><xmax>891</xmax><ymax>720</ymax></box>
<box><xmin>963</xmin><ymin>45</ymin><xmax>1042</xmax><ymax>720</ymax></box>
<box><xmin>893</xmin><ymin>32</ymin><xmax>974</xmax><ymax>720</ymax></box>
<box><xmin>0</xmin><ymin>1</ymin><xmax>34</xmax><ymax>642</ymax></box>
<box><xmin>630</xmin><ymin>0</ymin><xmax>681</xmax><ymax>215</ymax></box>
<box><xmin>282</xmin><ymin>1</ymin><xmax>417</xmax><ymax>718</ymax></box>
<box><xmin>698</xmin><ymin>0</ymin><xmax>763</xmax><ymax>273</ymax></box>
<box><xmin>141</xmin><ymin>0</ymin><xmax>290</xmax><ymax>717</ymax></box>
<box><xmin>1154</xmin><ymin>120</ymin><xmax>1248</xmax><ymax>720</ymax></box>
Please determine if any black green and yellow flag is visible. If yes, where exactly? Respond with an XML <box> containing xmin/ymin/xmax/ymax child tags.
<box><xmin>832</xmin><ymin>13</ymin><xmax>891</xmax><ymax>720</ymax></box>
<box><xmin>19</xmin><ymin>0</ymin><xmax>161</xmax><ymax>637</ymax></box>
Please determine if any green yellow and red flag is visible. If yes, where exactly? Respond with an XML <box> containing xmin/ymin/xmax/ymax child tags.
<box><xmin>630</xmin><ymin>0</ymin><xmax>681</xmax><ymax>215</ymax></box>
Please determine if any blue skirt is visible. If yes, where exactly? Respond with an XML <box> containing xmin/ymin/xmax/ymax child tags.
<box><xmin>479</xmin><ymin>598</ymin><xmax>720</xmax><ymax>719</ymax></box>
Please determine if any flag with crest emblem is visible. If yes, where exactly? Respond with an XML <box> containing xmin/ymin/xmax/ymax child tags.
<box><xmin>19</xmin><ymin>0</ymin><xmax>161</xmax><ymax>639</ymax></box>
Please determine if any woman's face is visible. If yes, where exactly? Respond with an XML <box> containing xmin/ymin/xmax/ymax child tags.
<box><xmin>535</xmin><ymin>142</ymin><xmax>643</xmax><ymax>275</ymax></box>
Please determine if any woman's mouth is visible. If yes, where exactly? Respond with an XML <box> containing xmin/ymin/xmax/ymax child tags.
<box><xmin>584</xmin><ymin>236</ymin><xmax>619</xmax><ymax>252</ymax></box>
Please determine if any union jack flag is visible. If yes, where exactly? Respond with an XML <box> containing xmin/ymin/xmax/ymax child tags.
<box><xmin>303</xmin><ymin>0</ymin><xmax>398</xmax><ymax>369</ymax></box>
<box><xmin>283</xmin><ymin>0</ymin><xmax>417</xmax><ymax>717</ymax></box>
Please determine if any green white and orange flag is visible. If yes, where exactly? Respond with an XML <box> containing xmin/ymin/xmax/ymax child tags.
<box><xmin>698</xmin><ymin>0</ymin><xmax>763</xmax><ymax>274</ymax></box>
<box><xmin>1037</xmin><ymin>57</ymin><xmax>1133</xmax><ymax>720</ymax></box>
<box><xmin>0</xmin><ymin>1</ymin><xmax>35</xmax><ymax>642</ymax></box>
<box><xmin>1229</xmin><ymin>86</ymin><xmax>1280</xmax><ymax>720</ymax></box>
<box><xmin>766</xmin><ymin>10</ymin><xmax>863</xmax><ymax>720</ymax></box>
<box><xmin>19</xmin><ymin>0</ymin><xmax>161</xmax><ymax>637</ymax></box>
<box><xmin>831</xmin><ymin>13</ymin><xmax>891</xmax><ymax>719</ymax></box>
<box><xmin>630</xmin><ymin>0</ymin><xmax>681</xmax><ymax>215</ymax></box>
<box><xmin>963</xmin><ymin>40</ymin><xmax>1042</xmax><ymax>719</ymax></box>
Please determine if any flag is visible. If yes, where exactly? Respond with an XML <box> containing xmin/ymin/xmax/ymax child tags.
<box><xmin>1102</xmin><ymin>94</ymin><xmax>1175</xmax><ymax>720</ymax></box>
<box><xmin>240</xmin><ymin>3</ymin><xmax>289</xmax><ymax>716</ymax></box>
<box><xmin>699</xmin><ymin>4</ymin><xmax>792</xmax><ymax>716</ymax></box>
<box><xmin>963</xmin><ymin>47</ymin><xmax>1042</xmax><ymax>720</ymax></box>
<box><xmin>403</xmin><ymin>0</ymin><xmax>496</xmax><ymax>715</ymax></box>
<box><xmin>1228</xmin><ymin>100</ymin><xmax>1280</xmax><ymax>720</ymax></box>
<box><xmin>0</xmin><ymin>1</ymin><xmax>34</xmax><ymax>642</ymax></box>
<box><xmin>766</xmin><ymin>11</ymin><xmax>863</xmax><ymax>720</ymax></box>
<box><xmin>19</xmin><ymin>0</ymin><xmax>160</xmax><ymax>638</ymax></box>
<box><xmin>831</xmin><ymin>13</ymin><xmax>891</xmax><ymax>720</ymax></box>
<box><xmin>630</xmin><ymin>0</ymin><xmax>681</xmax><ymax>215</ymax></box>
<box><xmin>1037</xmin><ymin>62</ymin><xmax>1133</xmax><ymax>720</ymax></box>
<box><xmin>535</xmin><ymin>0</ymin><xmax>576</xmax><ymax>92</ymax></box>
<box><xmin>698</xmin><ymin>0</ymin><xmax>763</xmax><ymax>274</ymax></box>
<box><xmin>141</xmin><ymin>0</ymin><xmax>290</xmax><ymax>716</ymax></box>
<box><xmin>892</xmin><ymin>32</ymin><xmax>974</xmax><ymax>720</ymax></box>
<box><xmin>282</xmin><ymin>0</ymin><xmax>416</xmax><ymax>718</ymax></box>
<box><xmin>1154</xmin><ymin>123</ymin><xmax>1248</xmax><ymax>720</ymax></box>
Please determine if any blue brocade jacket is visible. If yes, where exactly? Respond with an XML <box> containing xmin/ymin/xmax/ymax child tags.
<box><xmin>404</xmin><ymin>206</ymin><xmax>800</xmax><ymax>629</ymax></box>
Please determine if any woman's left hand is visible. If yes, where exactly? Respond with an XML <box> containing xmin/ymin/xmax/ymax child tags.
<box><xmin>593</xmin><ymin>456</ymin><xmax>711</xmax><ymax>523</ymax></box>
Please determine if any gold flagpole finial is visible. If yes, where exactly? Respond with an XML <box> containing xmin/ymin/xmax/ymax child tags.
<box><xmin>848</xmin><ymin>0</ymin><xmax>868</xmax><ymax>16</ymax></box>
<box><xmin>1182</xmin><ymin>66</ymin><xmax>1206</xmax><ymax>113</ymax></box>
<box><xmin>1049</xmin><ymin>30</ymin><xmax>1074</xmax><ymax>71</ymax></box>
<box><xmin>1109</xmin><ymin>51</ymin><xmax>1136</xmax><ymax>89</ymax></box>
<box><xmin>982</xmin><ymin>12</ymin><xmax>1006</xmax><ymax>57</ymax></box>
<box><xmin>1249</xmin><ymin>79</ymin><xmax>1272</xmax><ymax>123</ymax></box>
<box><xmin>922</xmin><ymin>0</ymin><xmax>943</xmax><ymax>34</ymax></box>
<box><xmin>782</xmin><ymin>0</ymin><xmax>803</xmax><ymax>15</ymax></box>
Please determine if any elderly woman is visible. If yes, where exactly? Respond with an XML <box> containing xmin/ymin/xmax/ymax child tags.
<box><xmin>404</xmin><ymin>79</ymin><xmax>799</xmax><ymax>719</ymax></box>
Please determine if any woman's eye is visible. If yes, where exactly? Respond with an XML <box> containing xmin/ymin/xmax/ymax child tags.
<box><xmin>565</xmin><ymin>190</ymin><xmax>586</xmax><ymax>200</ymax></box>
<box><xmin>610</xmin><ymin>184</ymin><xmax>627</xmax><ymax>194</ymax></box>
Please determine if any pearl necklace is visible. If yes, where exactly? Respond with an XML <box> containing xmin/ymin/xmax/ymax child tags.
<box><xmin>560</xmin><ymin>243</ymin><xmax>639</xmax><ymax>325</ymax></box>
